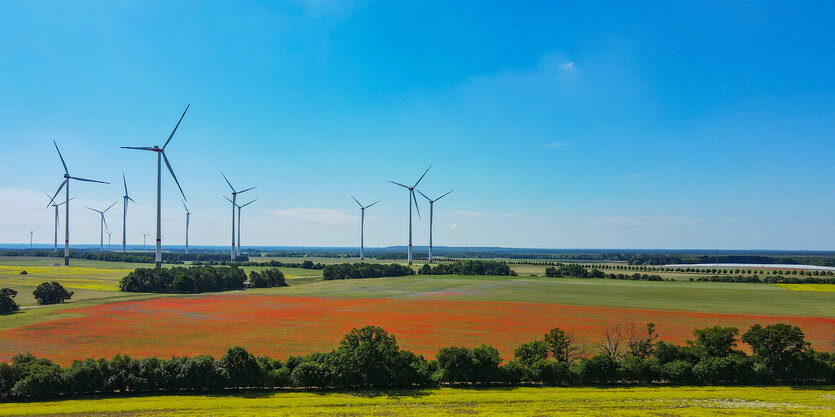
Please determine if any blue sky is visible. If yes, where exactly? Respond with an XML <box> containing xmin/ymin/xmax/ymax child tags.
<box><xmin>1</xmin><ymin>1</ymin><xmax>834</xmax><ymax>250</ymax></box>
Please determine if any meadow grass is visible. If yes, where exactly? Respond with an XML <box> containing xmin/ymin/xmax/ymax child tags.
<box><xmin>0</xmin><ymin>386</ymin><xmax>831</xmax><ymax>416</ymax></box>
<box><xmin>274</xmin><ymin>275</ymin><xmax>835</xmax><ymax>317</ymax></box>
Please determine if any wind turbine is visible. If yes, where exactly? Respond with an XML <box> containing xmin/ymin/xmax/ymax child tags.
<box><xmin>389</xmin><ymin>165</ymin><xmax>431</xmax><ymax>265</ymax></box>
<box><xmin>46</xmin><ymin>193</ymin><xmax>74</xmax><ymax>252</ymax></box>
<box><xmin>47</xmin><ymin>141</ymin><xmax>109</xmax><ymax>265</ymax></box>
<box><xmin>121</xmin><ymin>172</ymin><xmax>135</xmax><ymax>253</ymax></box>
<box><xmin>121</xmin><ymin>105</ymin><xmax>189</xmax><ymax>268</ymax></box>
<box><xmin>106</xmin><ymin>231</ymin><xmax>113</xmax><ymax>250</ymax></box>
<box><xmin>87</xmin><ymin>202</ymin><xmax>117</xmax><ymax>252</ymax></box>
<box><xmin>416</xmin><ymin>190</ymin><xmax>453</xmax><ymax>263</ymax></box>
<box><xmin>225</xmin><ymin>196</ymin><xmax>257</xmax><ymax>258</ymax></box>
<box><xmin>142</xmin><ymin>232</ymin><xmax>149</xmax><ymax>251</ymax></box>
<box><xmin>29</xmin><ymin>231</ymin><xmax>33</xmax><ymax>249</ymax></box>
<box><xmin>221</xmin><ymin>173</ymin><xmax>256</xmax><ymax>261</ymax></box>
<box><xmin>182</xmin><ymin>201</ymin><xmax>192</xmax><ymax>254</ymax></box>
<box><xmin>351</xmin><ymin>196</ymin><xmax>379</xmax><ymax>260</ymax></box>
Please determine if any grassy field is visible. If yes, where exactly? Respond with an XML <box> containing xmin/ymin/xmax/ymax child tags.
<box><xmin>276</xmin><ymin>275</ymin><xmax>835</xmax><ymax>317</ymax></box>
<box><xmin>1</xmin><ymin>256</ymin><xmax>833</xmax><ymax>364</ymax></box>
<box><xmin>0</xmin><ymin>386</ymin><xmax>832</xmax><ymax>416</ymax></box>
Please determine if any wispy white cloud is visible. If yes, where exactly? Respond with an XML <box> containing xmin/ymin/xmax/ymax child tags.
<box><xmin>449</xmin><ymin>223</ymin><xmax>461</xmax><ymax>229</ymax></box>
<box><xmin>559</xmin><ymin>62</ymin><xmax>574</xmax><ymax>70</ymax></box>
<box><xmin>453</xmin><ymin>211</ymin><xmax>516</xmax><ymax>217</ymax></box>
<box><xmin>269</xmin><ymin>208</ymin><xmax>356</xmax><ymax>224</ymax></box>
<box><xmin>617</xmin><ymin>174</ymin><xmax>644</xmax><ymax>179</ymax></box>
<box><xmin>544</xmin><ymin>141</ymin><xmax>569</xmax><ymax>149</ymax></box>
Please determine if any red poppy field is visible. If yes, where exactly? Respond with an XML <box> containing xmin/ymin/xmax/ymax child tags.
<box><xmin>1</xmin><ymin>294</ymin><xmax>832</xmax><ymax>365</ymax></box>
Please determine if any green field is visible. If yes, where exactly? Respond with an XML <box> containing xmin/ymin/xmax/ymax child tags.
<box><xmin>0</xmin><ymin>387</ymin><xmax>832</xmax><ymax>416</ymax></box>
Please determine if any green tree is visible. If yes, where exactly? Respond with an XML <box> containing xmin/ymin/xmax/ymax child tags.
<box><xmin>688</xmin><ymin>326</ymin><xmax>740</xmax><ymax>357</ymax></box>
<box><xmin>0</xmin><ymin>288</ymin><xmax>20</xmax><ymax>314</ymax></box>
<box><xmin>544</xmin><ymin>328</ymin><xmax>581</xmax><ymax>364</ymax></box>
<box><xmin>219</xmin><ymin>347</ymin><xmax>261</xmax><ymax>388</ymax></box>
<box><xmin>32</xmin><ymin>282</ymin><xmax>73</xmax><ymax>305</ymax></box>
<box><xmin>513</xmin><ymin>340</ymin><xmax>548</xmax><ymax>367</ymax></box>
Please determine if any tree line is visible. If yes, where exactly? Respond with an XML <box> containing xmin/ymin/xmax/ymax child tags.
<box><xmin>248</xmin><ymin>269</ymin><xmax>287</xmax><ymax>288</ymax></box>
<box><xmin>119</xmin><ymin>266</ymin><xmax>247</xmax><ymax>293</ymax></box>
<box><xmin>1</xmin><ymin>322</ymin><xmax>832</xmax><ymax>401</ymax></box>
<box><xmin>695</xmin><ymin>275</ymin><xmax>835</xmax><ymax>284</ymax></box>
<box><xmin>0</xmin><ymin>250</ymin><xmax>245</xmax><ymax>264</ymax></box>
<box><xmin>418</xmin><ymin>260</ymin><xmax>516</xmax><ymax>276</ymax></box>
<box><xmin>322</xmin><ymin>263</ymin><xmax>414</xmax><ymax>280</ymax></box>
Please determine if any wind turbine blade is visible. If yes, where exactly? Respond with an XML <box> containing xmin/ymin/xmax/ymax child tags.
<box><xmin>221</xmin><ymin>172</ymin><xmax>235</xmax><ymax>192</ymax></box>
<box><xmin>388</xmin><ymin>180</ymin><xmax>410</xmax><ymax>189</ymax></box>
<box><xmin>412</xmin><ymin>190</ymin><xmax>421</xmax><ymax>220</ymax></box>
<box><xmin>104</xmin><ymin>201</ymin><xmax>117</xmax><ymax>212</ymax></box>
<box><xmin>351</xmin><ymin>195</ymin><xmax>363</xmax><ymax>208</ymax></box>
<box><xmin>123</xmin><ymin>172</ymin><xmax>128</xmax><ymax>196</ymax></box>
<box><xmin>162</xmin><ymin>104</ymin><xmax>189</xmax><ymax>150</ymax></box>
<box><xmin>86</xmin><ymin>207</ymin><xmax>99</xmax><ymax>213</ymax></box>
<box><xmin>413</xmin><ymin>165</ymin><xmax>431</xmax><ymax>188</ymax></box>
<box><xmin>435</xmin><ymin>190</ymin><xmax>454</xmax><ymax>201</ymax></box>
<box><xmin>47</xmin><ymin>180</ymin><xmax>66</xmax><ymax>207</ymax></box>
<box><xmin>102</xmin><ymin>214</ymin><xmax>108</xmax><ymax>230</ymax></box>
<box><xmin>120</xmin><ymin>146</ymin><xmax>156</xmax><ymax>151</ymax></box>
<box><xmin>162</xmin><ymin>152</ymin><xmax>186</xmax><ymax>200</ymax></box>
<box><xmin>365</xmin><ymin>200</ymin><xmax>380</xmax><ymax>209</ymax></box>
<box><xmin>240</xmin><ymin>199</ymin><xmax>257</xmax><ymax>208</ymax></box>
<box><xmin>224</xmin><ymin>195</ymin><xmax>234</xmax><ymax>204</ymax></box>
<box><xmin>53</xmin><ymin>141</ymin><xmax>68</xmax><ymax>175</ymax></box>
<box><xmin>237</xmin><ymin>186</ymin><xmax>256</xmax><ymax>194</ymax></box>
<box><xmin>182</xmin><ymin>200</ymin><xmax>189</xmax><ymax>213</ymax></box>
<box><xmin>58</xmin><ymin>197</ymin><xmax>75</xmax><ymax>206</ymax></box>
<box><xmin>70</xmin><ymin>176</ymin><xmax>109</xmax><ymax>184</ymax></box>
<box><xmin>415</xmin><ymin>189</ymin><xmax>431</xmax><ymax>202</ymax></box>
<box><xmin>127</xmin><ymin>197</ymin><xmax>136</xmax><ymax>203</ymax></box>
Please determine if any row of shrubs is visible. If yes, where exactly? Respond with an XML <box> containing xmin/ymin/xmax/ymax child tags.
<box><xmin>418</xmin><ymin>260</ymin><xmax>516</xmax><ymax>276</ymax></box>
<box><xmin>119</xmin><ymin>266</ymin><xmax>247</xmax><ymax>293</ymax></box>
<box><xmin>322</xmin><ymin>263</ymin><xmax>414</xmax><ymax>280</ymax></box>
<box><xmin>2</xmin><ymin>322</ymin><xmax>832</xmax><ymax>401</ymax></box>
<box><xmin>695</xmin><ymin>275</ymin><xmax>835</xmax><ymax>284</ymax></box>
<box><xmin>194</xmin><ymin>260</ymin><xmax>324</xmax><ymax>269</ymax></box>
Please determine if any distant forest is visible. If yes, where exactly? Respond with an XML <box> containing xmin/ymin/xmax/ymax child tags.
<box><xmin>4</xmin><ymin>247</ymin><xmax>835</xmax><ymax>267</ymax></box>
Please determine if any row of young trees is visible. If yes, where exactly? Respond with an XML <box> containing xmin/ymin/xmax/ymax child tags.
<box><xmin>418</xmin><ymin>260</ymin><xmax>516</xmax><ymax>276</ymax></box>
<box><xmin>322</xmin><ymin>263</ymin><xmax>414</xmax><ymax>280</ymax></box>
<box><xmin>1</xmin><ymin>323</ymin><xmax>832</xmax><ymax>401</ymax></box>
<box><xmin>695</xmin><ymin>275</ymin><xmax>835</xmax><ymax>284</ymax></box>
<box><xmin>119</xmin><ymin>266</ymin><xmax>247</xmax><ymax>293</ymax></box>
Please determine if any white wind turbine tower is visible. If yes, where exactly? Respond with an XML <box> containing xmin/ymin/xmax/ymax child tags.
<box><xmin>389</xmin><ymin>165</ymin><xmax>431</xmax><ymax>265</ymax></box>
<box><xmin>106</xmin><ymin>231</ymin><xmax>113</xmax><ymax>250</ymax></box>
<box><xmin>225</xmin><ymin>197</ymin><xmax>257</xmax><ymax>258</ymax></box>
<box><xmin>142</xmin><ymin>232</ymin><xmax>149</xmax><ymax>251</ymax></box>
<box><xmin>351</xmin><ymin>196</ymin><xmax>379</xmax><ymax>260</ymax></box>
<box><xmin>416</xmin><ymin>189</ymin><xmax>453</xmax><ymax>263</ymax></box>
<box><xmin>48</xmin><ymin>141</ymin><xmax>109</xmax><ymax>265</ymax></box>
<box><xmin>221</xmin><ymin>173</ymin><xmax>256</xmax><ymax>261</ymax></box>
<box><xmin>29</xmin><ymin>231</ymin><xmax>33</xmax><ymax>249</ymax></box>
<box><xmin>121</xmin><ymin>172</ymin><xmax>135</xmax><ymax>253</ymax></box>
<box><xmin>182</xmin><ymin>201</ymin><xmax>192</xmax><ymax>254</ymax></box>
<box><xmin>87</xmin><ymin>202</ymin><xmax>117</xmax><ymax>252</ymax></box>
<box><xmin>121</xmin><ymin>105</ymin><xmax>189</xmax><ymax>268</ymax></box>
<box><xmin>46</xmin><ymin>193</ymin><xmax>74</xmax><ymax>252</ymax></box>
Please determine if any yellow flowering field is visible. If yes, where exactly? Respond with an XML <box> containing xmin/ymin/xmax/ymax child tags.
<box><xmin>0</xmin><ymin>265</ymin><xmax>124</xmax><ymax>291</ymax></box>
<box><xmin>0</xmin><ymin>386</ymin><xmax>832</xmax><ymax>416</ymax></box>
<box><xmin>776</xmin><ymin>283</ymin><xmax>835</xmax><ymax>292</ymax></box>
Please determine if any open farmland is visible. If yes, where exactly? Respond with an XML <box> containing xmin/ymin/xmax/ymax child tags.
<box><xmin>0</xmin><ymin>386</ymin><xmax>832</xmax><ymax>416</ymax></box>
<box><xmin>1</xmin><ymin>268</ymin><xmax>833</xmax><ymax>364</ymax></box>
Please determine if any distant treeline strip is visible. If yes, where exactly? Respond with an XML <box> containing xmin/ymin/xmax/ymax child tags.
<box><xmin>1</xmin><ymin>323</ymin><xmax>832</xmax><ymax>401</ymax></box>
<box><xmin>418</xmin><ymin>260</ymin><xmax>516</xmax><ymax>276</ymax></box>
<box><xmin>119</xmin><ymin>266</ymin><xmax>247</xmax><ymax>293</ymax></box>
<box><xmin>0</xmin><ymin>250</ymin><xmax>245</xmax><ymax>264</ymax></box>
